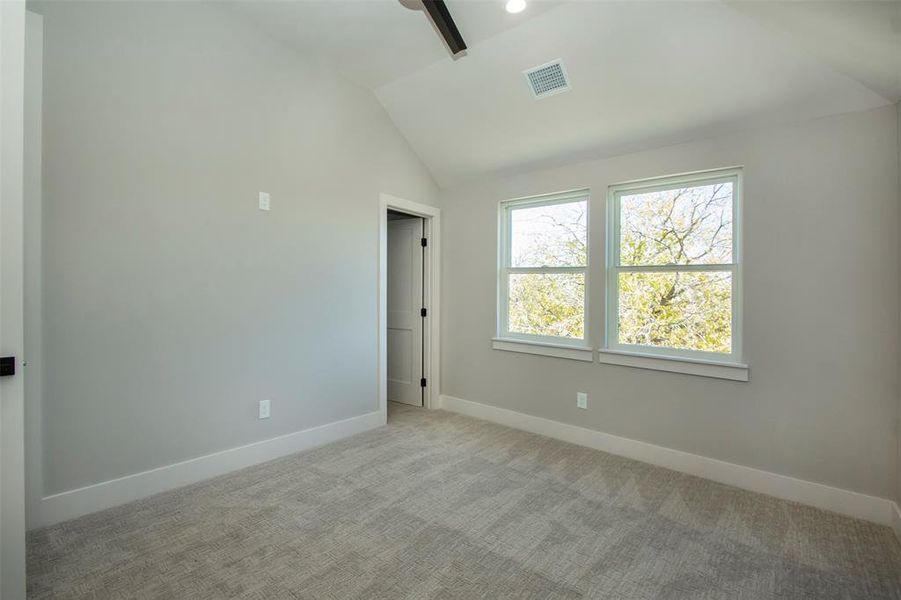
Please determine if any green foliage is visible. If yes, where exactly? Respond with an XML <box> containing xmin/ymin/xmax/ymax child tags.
<box><xmin>618</xmin><ymin>271</ymin><xmax>731</xmax><ymax>353</ymax></box>
<box><xmin>507</xmin><ymin>201</ymin><xmax>586</xmax><ymax>339</ymax></box>
<box><xmin>506</xmin><ymin>182</ymin><xmax>733</xmax><ymax>353</ymax></box>
<box><xmin>508</xmin><ymin>273</ymin><xmax>584</xmax><ymax>339</ymax></box>
<box><xmin>617</xmin><ymin>182</ymin><xmax>733</xmax><ymax>353</ymax></box>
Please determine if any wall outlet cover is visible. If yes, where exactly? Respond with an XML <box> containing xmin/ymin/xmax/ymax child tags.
<box><xmin>259</xmin><ymin>192</ymin><xmax>271</xmax><ymax>211</ymax></box>
<box><xmin>258</xmin><ymin>399</ymin><xmax>271</xmax><ymax>419</ymax></box>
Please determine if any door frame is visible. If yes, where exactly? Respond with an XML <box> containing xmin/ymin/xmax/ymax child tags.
<box><xmin>1</xmin><ymin>0</ymin><xmax>28</xmax><ymax>597</ymax></box>
<box><xmin>378</xmin><ymin>193</ymin><xmax>441</xmax><ymax>420</ymax></box>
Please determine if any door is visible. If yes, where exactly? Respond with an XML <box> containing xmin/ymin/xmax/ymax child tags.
<box><xmin>0</xmin><ymin>0</ymin><xmax>27</xmax><ymax>597</ymax></box>
<box><xmin>386</xmin><ymin>217</ymin><xmax>424</xmax><ymax>407</ymax></box>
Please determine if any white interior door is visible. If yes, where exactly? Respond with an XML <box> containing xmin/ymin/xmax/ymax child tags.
<box><xmin>386</xmin><ymin>217</ymin><xmax>424</xmax><ymax>407</ymax></box>
<box><xmin>0</xmin><ymin>1</ymin><xmax>27</xmax><ymax>597</ymax></box>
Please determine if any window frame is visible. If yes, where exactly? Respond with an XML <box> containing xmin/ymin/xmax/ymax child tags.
<box><xmin>604</xmin><ymin>167</ymin><xmax>743</xmax><ymax>364</ymax></box>
<box><xmin>497</xmin><ymin>189</ymin><xmax>591</xmax><ymax>349</ymax></box>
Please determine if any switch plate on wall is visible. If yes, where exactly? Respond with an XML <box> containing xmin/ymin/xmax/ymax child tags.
<box><xmin>258</xmin><ymin>399</ymin><xmax>271</xmax><ymax>419</ymax></box>
<box><xmin>259</xmin><ymin>192</ymin><xmax>271</xmax><ymax>211</ymax></box>
<box><xmin>576</xmin><ymin>392</ymin><xmax>588</xmax><ymax>409</ymax></box>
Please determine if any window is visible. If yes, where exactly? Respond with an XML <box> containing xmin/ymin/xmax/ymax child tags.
<box><xmin>497</xmin><ymin>190</ymin><xmax>589</xmax><ymax>349</ymax></box>
<box><xmin>606</xmin><ymin>168</ymin><xmax>741</xmax><ymax>363</ymax></box>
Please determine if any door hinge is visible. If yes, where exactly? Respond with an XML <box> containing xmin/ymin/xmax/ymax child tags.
<box><xmin>420</xmin><ymin>378</ymin><xmax>427</xmax><ymax>388</ymax></box>
<box><xmin>421</xmin><ymin>237</ymin><xmax>428</xmax><ymax>247</ymax></box>
<box><xmin>420</xmin><ymin>308</ymin><xmax>427</xmax><ymax>318</ymax></box>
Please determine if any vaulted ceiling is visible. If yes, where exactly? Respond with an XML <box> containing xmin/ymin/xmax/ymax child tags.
<box><xmin>228</xmin><ymin>0</ymin><xmax>901</xmax><ymax>186</ymax></box>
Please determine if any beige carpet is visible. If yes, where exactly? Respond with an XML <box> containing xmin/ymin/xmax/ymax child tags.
<box><xmin>28</xmin><ymin>402</ymin><xmax>901</xmax><ymax>599</ymax></box>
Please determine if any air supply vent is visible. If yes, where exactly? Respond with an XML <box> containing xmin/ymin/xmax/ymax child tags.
<box><xmin>524</xmin><ymin>60</ymin><xmax>570</xmax><ymax>99</ymax></box>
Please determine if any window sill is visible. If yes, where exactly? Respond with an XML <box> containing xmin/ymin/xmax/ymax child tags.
<box><xmin>596</xmin><ymin>349</ymin><xmax>749</xmax><ymax>381</ymax></box>
<box><xmin>492</xmin><ymin>338</ymin><xmax>593</xmax><ymax>362</ymax></box>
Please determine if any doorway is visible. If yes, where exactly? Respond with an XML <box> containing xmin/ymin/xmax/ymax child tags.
<box><xmin>378</xmin><ymin>194</ymin><xmax>440</xmax><ymax>421</ymax></box>
<box><xmin>386</xmin><ymin>211</ymin><xmax>425</xmax><ymax>407</ymax></box>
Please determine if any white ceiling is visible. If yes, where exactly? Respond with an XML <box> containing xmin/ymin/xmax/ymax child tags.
<box><xmin>227</xmin><ymin>0</ymin><xmax>900</xmax><ymax>186</ymax></box>
<box><xmin>225</xmin><ymin>0</ymin><xmax>562</xmax><ymax>89</ymax></box>
<box><xmin>725</xmin><ymin>1</ymin><xmax>901</xmax><ymax>103</ymax></box>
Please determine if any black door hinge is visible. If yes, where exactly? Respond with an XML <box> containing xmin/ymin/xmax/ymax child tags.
<box><xmin>0</xmin><ymin>356</ymin><xmax>15</xmax><ymax>377</ymax></box>
<box><xmin>420</xmin><ymin>308</ymin><xmax>427</xmax><ymax>318</ymax></box>
<box><xmin>420</xmin><ymin>378</ymin><xmax>427</xmax><ymax>388</ymax></box>
<box><xmin>421</xmin><ymin>237</ymin><xmax>428</xmax><ymax>247</ymax></box>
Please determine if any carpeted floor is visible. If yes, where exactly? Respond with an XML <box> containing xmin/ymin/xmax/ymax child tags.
<box><xmin>27</xmin><ymin>403</ymin><xmax>901</xmax><ymax>599</ymax></box>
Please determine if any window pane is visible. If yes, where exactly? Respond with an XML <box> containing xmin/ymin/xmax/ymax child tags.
<box><xmin>620</xmin><ymin>181</ymin><xmax>732</xmax><ymax>266</ymax></box>
<box><xmin>510</xmin><ymin>200</ymin><xmax>587</xmax><ymax>267</ymax></box>
<box><xmin>618</xmin><ymin>271</ymin><xmax>731</xmax><ymax>353</ymax></box>
<box><xmin>508</xmin><ymin>273</ymin><xmax>584</xmax><ymax>339</ymax></box>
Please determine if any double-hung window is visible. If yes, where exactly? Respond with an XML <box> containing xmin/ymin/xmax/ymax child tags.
<box><xmin>605</xmin><ymin>168</ymin><xmax>742</xmax><ymax>364</ymax></box>
<box><xmin>497</xmin><ymin>190</ymin><xmax>589</xmax><ymax>349</ymax></box>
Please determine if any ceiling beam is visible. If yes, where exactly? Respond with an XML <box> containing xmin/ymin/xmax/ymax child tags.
<box><xmin>422</xmin><ymin>0</ymin><xmax>467</xmax><ymax>56</ymax></box>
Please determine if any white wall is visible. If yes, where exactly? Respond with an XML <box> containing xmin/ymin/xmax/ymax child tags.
<box><xmin>30</xmin><ymin>0</ymin><xmax>437</xmax><ymax>507</ymax></box>
<box><xmin>440</xmin><ymin>105</ymin><xmax>899</xmax><ymax>500</ymax></box>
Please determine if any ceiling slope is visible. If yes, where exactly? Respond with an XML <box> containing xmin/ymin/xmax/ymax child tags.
<box><xmin>725</xmin><ymin>1</ymin><xmax>901</xmax><ymax>103</ymax></box>
<box><xmin>224</xmin><ymin>0</ymin><xmax>561</xmax><ymax>90</ymax></box>
<box><xmin>224</xmin><ymin>1</ymin><xmax>898</xmax><ymax>186</ymax></box>
<box><xmin>375</xmin><ymin>1</ymin><xmax>892</xmax><ymax>185</ymax></box>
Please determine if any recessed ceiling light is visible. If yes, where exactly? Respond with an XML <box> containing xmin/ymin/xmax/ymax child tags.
<box><xmin>505</xmin><ymin>0</ymin><xmax>526</xmax><ymax>14</ymax></box>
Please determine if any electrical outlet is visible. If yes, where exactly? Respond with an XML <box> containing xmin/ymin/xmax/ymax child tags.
<box><xmin>258</xmin><ymin>192</ymin><xmax>270</xmax><ymax>211</ymax></box>
<box><xmin>576</xmin><ymin>392</ymin><xmax>588</xmax><ymax>409</ymax></box>
<box><xmin>258</xmin><ymin>399</ymin><xmax>271</xmax><ymax>419</ymax></box>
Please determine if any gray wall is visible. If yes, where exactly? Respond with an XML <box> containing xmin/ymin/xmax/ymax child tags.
<box><xmin>33</xmin><ymin>1</ymin><xmax>437</xmax><ymax>496</ymax></box>
<box><xmin>441</xmin><ymin>106</ymin><xmax>899</xmax><ymax>500</ymax></box>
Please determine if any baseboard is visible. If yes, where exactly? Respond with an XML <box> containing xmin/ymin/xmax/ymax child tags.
<box><xmin>30</xmin><ymin>410</ymin><xmax>385</xmax><ymax>529</ymax></box>
<box><xmin>439</xmin><ymin>395</ymin><xmax>895</xmax><ymax>527</ymax></box>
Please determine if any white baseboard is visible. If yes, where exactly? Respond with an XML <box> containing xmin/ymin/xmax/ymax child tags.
<box><xmin>439</xmin><ymin>395</ymin><xmax>896</xmax><ymax>527</ymax></box>
<box><xmin>30</xmin><ymin>410</ymin><xmax>385</xmax><ymax>529</ymax></box>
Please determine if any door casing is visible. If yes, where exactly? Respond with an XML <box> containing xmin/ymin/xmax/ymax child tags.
<box><xmin>378</xmin><ymin>194</ymin><xmax>441</xmax><ymax>421</ymax></box>
<box><xmin>0</xmin><ymin>1</ymin><xmax>28</xmax><ymax>597</ymax></box>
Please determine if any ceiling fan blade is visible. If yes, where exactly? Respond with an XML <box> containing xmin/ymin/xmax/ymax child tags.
<box><xmin>422</xmin><ymin>0</ymin><xmax>467</xmax><ymax>56</ymax></box>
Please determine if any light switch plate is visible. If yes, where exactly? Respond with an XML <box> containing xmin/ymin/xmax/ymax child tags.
<box><xmin>259</xmin><ymin>192</ymin><xmax>270</xmax><ymax>211</ymax></box>
<box><xmin>258</xmin><ymin>399</ymin><xmax>271</xmax><ymax>419</ymax></box>
<box><xmin>576</xmin><ymin>392</ymin><xmax>588</xmax><ymax>409</ymax></box>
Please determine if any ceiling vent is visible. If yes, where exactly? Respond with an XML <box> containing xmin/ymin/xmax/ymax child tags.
<box><xmin>523</xmin><ymin>60</ymin><xmax>571</xmax><ymax>99</ymax></box>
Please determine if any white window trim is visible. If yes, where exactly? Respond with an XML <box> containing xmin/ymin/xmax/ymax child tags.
<box><xmin>597</xmin><ymin>348</ymin><xmax>748</xmax><ymax>381</ymax></box>
<box><xmin>492</xmin><ymin>338</ymin><xmax>593</xmax><ymax>362</ymax></box>
<box><xmin>603</xmin><ymin>167</ymin><xmax>744</xmax><ymax>373</ymax></box>
<box><xmin>496</xmin><ymin>189</ymin><xmax>590</xmax><ymax>352</ymax></box>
